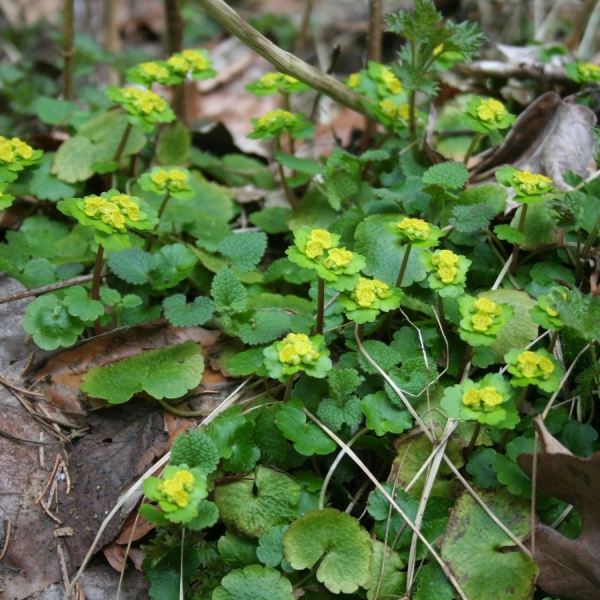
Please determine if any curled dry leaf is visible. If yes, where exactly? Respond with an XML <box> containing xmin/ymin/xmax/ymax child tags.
<box><xmin>518</xmin><ymin>415</ymin><xmax>600</xmax><ymax>600</ymax></box>
<box><xmin>470</xmin><ymin>92</ymin><xmax>596</xmax><ymax>191</ymax></box>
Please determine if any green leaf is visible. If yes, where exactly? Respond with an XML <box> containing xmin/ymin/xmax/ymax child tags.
<box><xmin>156</xmin><ymin>120</ymin><xmax>191</xmax><ymax>165</ymax></box>
<box><xmin>81</xmin><ymin>340</ymin><xmax>204</xmax><ymax>403</ymax></box>
<box><xmin>108</xmin><ymin>248</ymin><xmax>152</xmax><ymax>285</ymax></box>
<box><xmin>510</xmin><ymin>202</ymin><xmax>559</xmax><ymax>249</ymax></box>
<box><xmin>323</xmin><ymin>148</ymin><xmax>360</xmax><ymax>210</ymax></box>
<box><xmin>148</xmin><ymin>243</ymin><xmax>197</xmax><ymax>290</ymax></box>
<box><xmin>63</xmin><ymin>285</ymin><xmax>104</xmax><ymax>321</ymax></box>
<box><xmin>466</xmin><ymin>447</ymin><xmax>501</xmax><ymax>488</ymax></box>
<box><xmin>413</xmin><ymin>561</ymin><xmax>454</xmax><ymax>600</ymax></box>
<box><xmin>29</xmin><ymin>153</ymin><xmax>83</xmax><ymax>201</ymax></box>
<box><xmin>422</xmin><ymin>161</ymin><xmax>468</xmax><ymax>190</ymax></box>
<box><xmin>214</xmin><ymin>466</ymin><xmax>301</xmax><ymax>537</ymax></box>
<box><xmin>187</xmin><ymin>499</ymin><xmax>219</xmax><ymax>531</ymax></box>
<box><xmin>450</xmin><ymin>203</ymin><xmax>499</xmax><ymax>233</ymax></box>
<box><xmin>226</xmin><ymin>346</ymin><xmax>267</xmax><ymax>376</ymax></box>
<box><xmin>218</xmin><ymin>530</ymin><xmax>259</xmax><ymax>568</ymax></box>
<box><xmin>328</xmin><ymin>368</ymin><xmax>363</xmax><ymax>398</ymax></box>
<box><xmin>206</xmin><ymin>411</ymin><xmax>260</xmax><ymax>473</ymax></box>
<box><xmin>364</xmin><ymin>540</ymin><xmax>406</xmax><ymax>600</ymax></box>
<box><xmin>50</xmin><ymin>136</ymin><xmax>95</xmax><ymax>183</ymax></box>
<box><xmin>238</xmin><ymin>310</ymin><xmax>291</xmax><ymax>345</ymax></box>
<box><xmin>218</xmin><ymin>231</ymin><xmax>268</xmax><ymax>273</ymax></box>
<box><xmin>440</xmin><ymin>489</ymin><xmax>538</xmax><ymax>599</ymax></box>
<box><xmin>257</xmin><ymin>525</ymin><xmax>288</xmax><ymax>568</ymax></box>
<box><xmin>162</xmin><ymin>294</ymin><xmax>214</xmax><ymax>326</ymax></box>
<box><xmin>362</xmin><ymin>391</ymin><xmax>413</xmax><ymax>436</ymax></box>
<box><xmin>494</xmin><ymin>224</ymin><xmax>525</xmax><ymax>244</ymax></box>
<box><xmin>23</xmin><ymin>294</ymin><xmax>85</xmax><ymax>350</ymax></box>
<box><xmin>37</xmin><ymin>97</ymin><xmax>83</xmax><ymax>126</ymax></box>
<box><xmin>273</xmin><ymin>150</ymin><xmax>323</xmax><ymax>176</ymax></box>
<box><xmin>282</xmin><ymin>508</ymin><xmax>372</xmax><ymax>594</ymax></box>
<box><xmin>213</xmin><ymin>565</ymin><xmax>294</xmax><ymax>600</ymax></box>
<box><xmin>211</xmin><ymin>267</ymin><xmax>248</xmax><ymax>312</ymax></box>
<box><xmin>317</xmin><ymin>396</ymin><xmax>363</xmax><ymax>432</ymax></box>
<box><xmin>276</xmin><ymin>400</ymin><xmax>337</xmax><ymax>456</ymax></box>
<box><xmin>356</xmin><ymin>339</ymin><xmax>404</xmax><ymax>374</ymax></box>
<box><xmin>248</xmin><ymin>207</ymin><xmax>292</xmax><ymax>234</ymax></box>
<box><xmin>170</xmin><ymin>428</ymin><xmax>220</xmax><ymax>474</ymax></box>
<box><xmin>558</xmin><ymin>420</ymin><xmax>599</xmax><ymax>457</ymax></box>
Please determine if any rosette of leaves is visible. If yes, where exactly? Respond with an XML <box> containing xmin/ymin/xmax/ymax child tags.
<box><xmin>141</xmin><ymin>463</ymin><xmax>209</xmax><ymax>524</ymax></box>
<box><xmin>346</xmin><ymin>61</ymin><xmax>403</xmax><ymax>101</ymax></box>
<box><xmin>504</xmin><ymin>348</ymin><xmax>564</xmax><ymax>393</ymax></box>
<box><xmin>57</xmin><ymin>190</ymin><xmax>158</xmax><ymax>251</ymax></box>
<box><xmin>458</xmin><ymin>295</ymin><xmax>514</xmax><ymax>346</ymax></box>
<box><xmin>248</xmin><ymin>109</ymin><xmax>314</xmax><ymax>140</ymax></box>
<box><xmin>138</xmin><ymin>166</ymin><xmax>194</xmax><ymax>199</ymax></box>
<box><xmin>106</xmin><ymin>86</ymin><xmax>175</xmax><ymax>131</ymax></box>
<box><xmin>564</xmin><ymin>61</ymin><xmax>600</xmax><ymax>83</ymax></box>
<box><xmin>125</xmin><ymin>60</ymin><xmax>178</xmax><ymax>86</ymax></box>
<box><xmin>529</xmin><ymin>287</ymin><xmax>567</xmax><ymax>330</ymax></box>
<box><xmin>421</xmin><ymin>248</ymin><xmax>471</xmax><ymax>297</ymax></box>
<box><xmin>463</xmin><ymin>96</ymin><xmax>515</xmax><ymax>133</ymax></box>
<box><xmin>165</xmin><ymin>49</ymin><xmax>217</xmax><ymax>80</ymax></box>
<box><xmin>286</xmin><ymin>227</ymin><xmax>366</xmax><ymax>291</ymax></box>
<box><xmin>495</xmin><ymin>166</ymin><xmax>555</xmax><ymax>203</ymax></box>
<box><xmin>338</xmin><ymin>277</ymin><xmax>403</xmax><ymax>323</ymax></box>
<box><xmin>263</xmin><ymin>333</ymin><xmax>332</xmax><ymax>381</ymax></box>
<box><xmin>387</xmin><ymin>217</ymin><xmax>444</xmax><ymax>248</ymax></box>
<box><xmin>0</xmin><ymin>135</ymin><xmax>43</xmax><ymax>183</ymax></box>
<box><xmin>441</xmin><ymin>373</ymin><xmax>519</xmax><ymax>428</ymax></box>
<box><xmin>245</xmin><ymin>72</ymin><xmax>310</xmax><ymax>96</ymax></box>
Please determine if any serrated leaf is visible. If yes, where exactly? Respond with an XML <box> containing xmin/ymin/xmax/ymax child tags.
<box><xmin>364</xmin><ymin>540</ymin><xmax>406</xmax><ymax>600</ymax></box>
<box><xmin>238</xmin><ymin>310</ymin><xmax>291</xmax><ymax>345</ymax></box>
<box><xmin>317</xmin><ymin>396</ymin><xmax>363</xmax><ymax>432</ymax></box>
<box><xmin>218</xmin><ymin>231</ymin><xmax>267</xmax><ymax>273</ymax></box>
<box><xmin>450</xmin><ymin>203</ymin><xmax>498</xmax><ymax>233</ymax></box>
<box><xmin>357</xmin><ymin>339</ymin><xmax>404</xmax><ymax>374</ymax></box>
<box><xmin>510</xmin><ymin>202</ymin><xmax>559</xmax><ymax>249</ymax></box>
<box><xmin>226</xmin><ymin>347</ymin><xmax>266</xmax><ymax>376</ymax></box>
<box><xmin>275</xmin><ymin>400</ymin><xmax>337</xmax><ymax>456</ymax></box>
<box><xmin>413</xmin><ymin>561</ymin><xmax>454</xmax><ymax>600</ymax></box>
<box><xmin>214</xmin><ymin>466</ymin><xmax>301</xmax><ymax>537</ymax></box>
<box><xmin>37</xmin><ymin>97</ymin><xmax>82</xmax><ymax>126</ymax></box>
<box><xmin>213</xmin><ymin>565</ymin><xmax>294</xmax><ymax>600</ymax></box>
<box><xmin>148</xmin><ymin>243</ymin><xmax>197</xmax><ymax>290</ymax></box>
<box><xmin>107</xmin><ymin>248</ymin><xmax>152</xmax><ymax>285</ymax></box>
<box><xmin>170</xmin><ymin>428</ymin><xmax>220</xmax><ymax>474</ymax></box>
<box><xmin>63</xmin><ymin>285</ymin><xmax>104</xmax><ymax>321</ymax></box>
<box><xmin>422</xmin><ymin>161</ymin><xmax>468</xmax><ymax>189</ymax></box>
<box><xmin>283</xmin><ymin>508</ymin><xmax>372</xmax><ymax>594</ymax></box>
<box><xmin>156</xmin><ymin>120</ymin><xmax>191</xmax><ymax>165</ymax></box>
<box><xmin>257</xmin><ymin>525</ymin><xmax>288</xmax><ymax>568</ymax></box>
<box><xmin>211</xmin><ymin>267</ymin><xmax>248</xmax><ymax>312</ymax></box>
<box><xmin>362</xmin><ymin>391</ymin><xmax>413</xmax><ymax>436</ymax></box>
<box><xmin>218</xmin><ymin>530</ymin><xmax>259</xmax><ymax>568</ymax></box>
<box><xmin>558</xmin><ymin>421</ymin><xmax>599</xmax><ymax>457</ymax></box>
<box><xmin>465</xmin><ymin>447</ymin><xmax>501</xmax><ymax>488</ymax></box>
<box><xmin>81</xmin><ymin>340</ymin><xmax>204</xmax><ymax>404</ymax></box>
<box><xmin>29</xmin><ymin>153</ymin><xmax>83</xmax><ymax>201</ymax></box>
<box><xmin>187</xmin><ymin>499</ymin><xmax>219</xmax><ymax>531</ymax></box>
<box><xmin>494</xmin><ymin>224</ymin><xmax>525</xmax><ymax>244</ymax></box>
<box><xmin>162</xmin><ymin>294</ymin><xmax>214</xmax><ymax>326</ymax></box>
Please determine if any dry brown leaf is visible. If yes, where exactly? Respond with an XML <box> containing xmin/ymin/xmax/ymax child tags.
<box><xmin>518</xmin><ymin>415</ymin><xmax>600</xmax><ymax>600</ymax></box>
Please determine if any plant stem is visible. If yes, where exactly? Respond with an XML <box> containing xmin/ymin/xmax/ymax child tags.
<box><xmin>437</xmin><ymin>295</ymin><xmax>447</xmax><ymax>330</ymax></box>
<box><xmin>356</xmin><ymin>323</ymin><xmax>365</xmax><ymax>342</ymax></box>
<box><xmin>275</xmin><ymin>135</ymin><xmax>297</xmax><ymax>209</ymax></box>
<box><xmin>315</xmin><ymin>277</ymin><xmax>325</xmax><ymax>335</ymax></box>
<box><xmin>547</xmin><ymin>330</ymin><xmax>559</xmax><ymax>352</ymax></box>
<box><xmin>91</xmin><ymin>245</ymin><xmax>105</xmax><ymax>334</ymax></box>
<box><xmin>163</xmin><ymin>0</ymin><xmax>186</xmax><ymax>120</ymax></box>
<box><xmin>576</xmin><ymin>220</ymin><xmax>599</xmax><ymax>280</ymax></box>
<box><xmin>283</xmin><ymin>377</ymin><xmax>294</xmax><ymax>402</ymax></box>
<box><xmin>154</xmin><ymin>397</ymin><xmax>211</xmax><ymax>416</ymax></box>
<box><xmin>456</xmin><ymin>344</ymin><xmax>473</xmax><ymax>383</ymax></box>
<box><xmin>515</xmin><ymin>385</ymin><xmax>529</xmax><ymax>412</ymax></box>
<box><xmin>293</xmin><ymin>0</ymin><xmax>314</xmax><ymax>57</ymax></box>
<box><xmin>510</xmin><ymin>203</ymin><xmax>528</xmax><ymax>275</ymax></box>
<box><xmin>113</xmin><ymin>122</ymin><xmax>133</xmax><ymax>165</ymax></box>
<box><xmin>463</xmin><ymin>132</ymin><xmax>484</xmax><ymax>165</ymax></box>
<box><xmin>145</xmin><ymin>192</ymin><xmax>171</xmax><ymax>251</ymax></box>
<box><xmin>463</xmin><ymin>421</ymin><xmax>481</xmax><ymax>461</ymax></box>
<box><xmin>62</xmin><ymin>0</ymin><xmax>75</xmax><ymax>100</ymax></box>
<box><xmin>395</xmin><ymin>242</ymin><xmax>412</xmax><ymax>288</ymax></box>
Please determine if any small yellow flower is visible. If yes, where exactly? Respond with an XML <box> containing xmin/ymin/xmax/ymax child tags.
<box><xmin>113</xmin><ymin>194</ymin><xmax>140</xmax><ymax>221</ymax></box>
<box><xmin>353</xmin><ymin>278</ymin><xmax>377</xmax><ymax>308</ymax></box>
<box><xmin>151</xmin><ymin>170</ymin><xmax>169</xmax><ymax>187</ymax></box>
<box><xmin>181</xmin><ymin>49</ymin><xmax>209</xmax><ymax>70</ymax></box>
<box><xmin>122</xmin><ymin>88</ymin><xmax>166</xmax><ymax>115</ymax></box>
<box><xmin>323</xmin><ymin>247</ymin><xmax>353</xmax><ymax>269</ymax></box>
<box><xmin>538</xmin><ymin>356</ymin><xmax>555</xmax><ymax>377</ymax></box>
<box><xmin>278</xmin><ymin>333</ymin><xmax>319</xmax><ymax>365</ymax></box>
<box><xmin>139</xmin><ymin>61</ymin><xmax>170</xmax><ymax>81</ymax></box>
<box><xmin>0</xmin><ymin>140</ymin><xmax>14</xmax><ymax>163</ymax></box>
<box><xmin>257</xmin><ymin>109</ymin><xmax>295</xmax><ymax>129</ymax></box>
<box><xmin>83</xmin><ymin>196</ymin><xmax>104</xmax><ymax>217</ymax></box>
<box><xmin>462</xmin><ymin>388</ymin><xmax>480</xmax><ymax>407</ymax></box>
<box><xmin>473</xmin><ymin>297</ymin><xmax>501</xmax><ymax>315</ymax></box>
<box><xmin>578</xmin><ymin>62</ymin><xmax>600</xmax><ymax>79</ymax></box>
<box><xmin>168</xmin><ymin>169</ymin><xmax>188</xmax><ymax>189</ymax></box>
<box><xmin>433</xmin><ymin>44</ymin><xmax>444</xmax><ymax>57</ymax></box>
<box><xmin>100</xmin><ymin>202</ymin><xmax>125</xmax><ymax>230</ymax></box>
<box><xmin>282</xmin><ymin>74</ymin><xmax>300</xmax><ymax>85</ymax></box>
<box><xmin>516</xmin><ymin>350</ymin><xmax>539</xmax><ymax>378</ymax></box>
<box><xmin>167</xmin><ymin>55</ymin><xmax>191</xmax><ymax>73</ymax></box>
<box><xmin>174</xmin><ymin>469</ymin><xmax>195</xmax><ymax>489</ymax></box>
<box><xmin>347</xmin><ymin>73</ymin><xmax>361</xmax><ymax>88</ymax></box>
<box><xmin>437</xmin><ymin>264</ymin><xmax>458</xmax><ymax>284</ymax></box>
<box><xmin>259</xmin><ymin>72</ymin><xmax>281</xmax><ymax>88</ymax></box>
<box><xmin>12</xmin><ymin>139</ymin><xmax>33</xmax><ymax>159</ymax></box>
<box><xmin>379</xmin><ymin>99</ymin><xmax>399</xmax><ymax>119</ymax></box>
<box><xmin>476</xmin><ymin>98</ymin><xmax>507</xmax><ymax>123</ymax></box>
<box><xmin>545</xmin><ymin>305</ymin><xmax>559</xmax><ymax>318</ymax></box>
<box><xmin>479</xmin><ymin>386</ymin><xmax>504</xmax><ymax>408</ymax></box>
<box><xmin>305</xmin><ymin>228</ymin><xmax>334</xmax><ymax>259</ymax></box>
<box><xmin>432</xmin><ymin>250</ymin><xmax>460</xmax><ymax>283</ymax></box>
<box><xmin>513</xmin><ymin>170</ymin><xmax>553</xmax><ymax>195</ymax></box>
<box><xmin>372</xmin><ymin>279</ymin><xmax>391</xmax><ymax>299</ymax></box>
<box><xmin>172</xmin><ymin>489</ymin><xmax>190</xmax><ymax>507</ymax></box>
<box><xmin>380</xmin><ymin>67</ymin><xmax>402</xmax><ymax>94</ymax></box>
<box><xmin>397</xmin><ymin>218</ymin><xmax>430</xmax><ymax>240</ymax></box>
<box><xmin>471</xmin><ymin>312</ymin><xmax>493</xmax><ymax>332</ymax></box>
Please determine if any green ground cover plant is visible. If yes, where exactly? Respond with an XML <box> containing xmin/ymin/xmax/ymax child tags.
<box><xmin>1</xmin><ymin>1</ymin><xmax>599</xmax><ymax>598</ymax></box>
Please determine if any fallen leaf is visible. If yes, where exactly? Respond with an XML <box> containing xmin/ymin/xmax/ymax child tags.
<box><xmin>518</xmin><ymin>415</ymin><xmax>600</xmax><ymax>600</ymax></box>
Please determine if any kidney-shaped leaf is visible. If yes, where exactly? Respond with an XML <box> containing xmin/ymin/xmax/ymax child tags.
<box><xmin>283</xmin><ymin>508</ymin><xmax>372</xmax><ymax>594</ymax></box>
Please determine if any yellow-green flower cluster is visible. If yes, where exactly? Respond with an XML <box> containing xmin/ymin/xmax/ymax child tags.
<box><xmin>122</xmin><ymin>88</ymin><xmax>166</xmax><ymax>115</ymax></box>
<box><xmin>422</xmin><ymin>249</ymin><xmax>471</xmax><ymax>298</ymax></box>
<box><xmin>305</xmin><ymin>228</ymin><xmax>334</xmax><ymax>259</ymax></box>
<box><xmin>152</xmin><ymin>168</ymin><xmax>189</xmax><ymax>191</ymax></box>
<box><xmin>432</xmin><ymin>249</ymin><xmax>459</xmax><ymax>283</ymax></box>
<box><xmin>380</xmin><ymin>67</ymin><xmax>403</xmax><ymax>94</ymax></box>
<box><xmin>504</xmin><ymin>347</ymin><xmax>563</xmax><ymax>392</ymax></box>
<box><xmin>246</xmin><ymin>72</ymin><xmax>310</xmax><ymax>96</ymax></box>
<box><xmin>458</xmin><ymin>295</ymin><xmax>514</xmax><ymax>346</ymax></box>
<box><xmin>135</xmin><ymin>61</ymin><xmax>171</xmax><ymax>85</ymax></box>
<box><xmin>168</xmin><ymin>49</ymin><xmax>210</xmax><ymax>73</ymax></box>
<box><xmin>378</xmin><ymin>99</ymin><xmax>410</xmax><ymax>121</ymax></box>
<box><xmin>263</xmin><ymin>332</ymin><xmax>332</xmax><ymax>380</ymax></box>
<box><xmin>156</xmin><ymin>468</ymin><xmax>195</xmax><ymax>508</ymax></box>
<box><xmin>351</xmin><ymin>277</ymin><xmax>392</xmax><ymax>308</ymax></box>
<box><xmin>476</xmin><ymin>98</ymin><xmax>507</xmax><ymax>123</ymax></box>
<box><xmin>82</xmin><ymin>193</ymin><xmax>140</xmax><ymax>231</ymax></box>
<box><xmin>257</xmin><ymin>109</ymin><xmax>295</xmax><ymax>129</ymax></box>
<box><xmin>249</xmin><ymin>108</ymin><xmax>313</xmax><ymax>140</ymax></box>
<box><xmin>398</xmin><ymin>218</ymin><xmax>430</xmax><ymax>241</ymax></box>
<box><xmin>278</xmin><ymin>332</ymin><xmax>320</xmax><ymax>366</ymax></box>
<box><xmin>106</xmin><ymin>86</ymin><xmax>175</xmax><ymax>131</ymax></box>
<box><xmin>465</xmin><ymin>96</ymin><xmax>515</xmax><ymax>132</ymax></box>
<box><xmin>565</xmin><ymin>61</ymin><xmax>600</xmax><ymax>83</ymax></box>
<box><xmin>0</xmin><ymin>136</ymin><xmax>34</xmax><ymax>163</ymax></box>
<box><xmin>512</xmin><ymin>170</ymin><xmax>553</xmax><ymax>196</ymax></box>
<box><xmin>441</xmin><ymin>373</ymin><xmax>518</xmax><ymax>427</ymax></box>
<box><xmin>530</xmin><ymin>287</ymin><xmax>567</xmax><ymax>330</ymax></box>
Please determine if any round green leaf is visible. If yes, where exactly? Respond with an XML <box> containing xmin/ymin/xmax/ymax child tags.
<box><xmin>213</xmin><ymin>565</ymin><xmax>293</xmax><ymax>600</ymax></box>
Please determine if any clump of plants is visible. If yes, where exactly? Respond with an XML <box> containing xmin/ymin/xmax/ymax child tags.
<box><xmin>2</xmin><ymin>1</ymin><xmax>599</xmax><ymax>599</ymax></box>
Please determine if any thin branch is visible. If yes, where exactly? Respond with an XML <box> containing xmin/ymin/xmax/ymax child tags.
<box><xmin>192</xmin><ymin>0</ymin><xmax>371</xmax><ymax>117</ymax></box>
<box><xmin>0</xmin><ymin>274</ymin><xmax>95</xmax><ymax>305</ymax></box>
